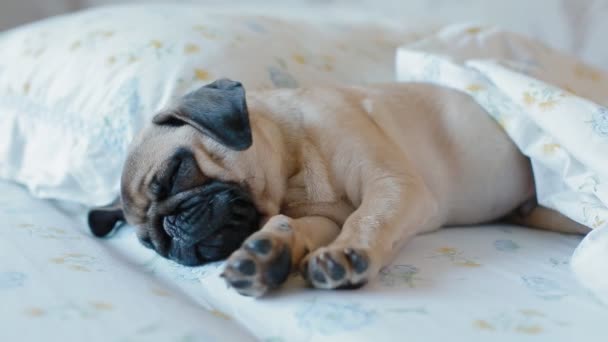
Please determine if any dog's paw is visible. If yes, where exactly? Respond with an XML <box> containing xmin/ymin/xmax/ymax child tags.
<box><xmin>221</xmin><ymin>232</ymin><xmax>292</xmax><ymax>297</ymax></box>
<box><xmin>300</xmin><ymin>246</ymin><xmax>371</xmax><ymax>290</ymax></box>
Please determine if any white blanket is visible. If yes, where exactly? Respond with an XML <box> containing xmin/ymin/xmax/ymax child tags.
<box><xmin>395</xmin><ymin>24</ymin><xmax>608</xmax><ymax>304</ymax></box>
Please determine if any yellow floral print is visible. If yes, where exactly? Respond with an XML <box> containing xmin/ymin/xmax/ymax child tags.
<box><xmin>437</xmin><ymin>247</ymin><xmax>457</xmax><ymax>255</ymax></box>
<box><xmin>542</xmin><ymin>143</ymin><xmax>560</xmax><ymax>154</ymax></box>
<box><xmin>432</xmin><ymin>247</ymin><xmax>482</xmax><ymax>267</ymax></box>
<box><xmin>466</xmin><ymin>27</ymin><xmax>483</xmax><ymax>35</ymax></box>
<box><xmin>292</xmin><ymin>54</ymin><xmax>306</xmax><ymax>65</ymax></box>
<box><xmin>150</xmin><ymin>40</ymin><xmax>163</xmax><ymax>49</ymax></box>
<box><xmin>519</xmin><ymin>309</ymin><xmax>545</xmax><ymax>317</ymax></box>
<box><xmin>496</xmin><ymin>116</ymin><xmax>509</xmax><ymax>130</ymax></box>
<box><xmin>592</xmin><ymin>217</ymin><xmax>606</xmax><ymax>229</ymax></box>
<box><xmin>90</xmin><ymin>301</ymin><xmax>114</xmax><ymax>311</ymax></box>
<box><xmin>24</xmin><ymin>307</ymin><xmax>45</xmax><ymax>317</ymax></box>
<box><xmin>210</xmin><ymin>309</ymin><xmax>231</xmax><ymax>320</ymax></box>
<box><xmin>466</xmin><ymin>84</ymin><xmax>484</xmax><ymax>92</ymax></box>
<box><xmin>538</xmin><ymin>100</ymin><xmax>557</xmax><ymax>110</ymax></box>
<box><xmin>473</xmin><ymin>319</ymin><xmax>495</xmax><ymax>330</ymax></box>
<box><xmin>18</xmin><ymin>224</ymin><xmax>80</xmax><ymax>240</ymax></box>
<box><xmin>454</xmin><ymin>260</ymin><xmax>482</xmax><ymax>267</ymax></box>
<box><xmin>150</xmin><ymin>287</ymin><xmax>171</xmax><ymax>297</ymax></box>
<box><xmin>516</xmin><ymin>325</ymin><xmax>543</xmax><ymax>334</ymax></box>
<box><xmin>184</xmin><ymin>44</ymin><xmax>200</xmax><ymax>54</ymax></box>
<box><xmin>70</xmin><ymin>41</ymin><xmax>81</xmax><ymax>50</ymax></box>
<box><xmin>50</xmin><ymin>253</ymin><xmax>99</xmax><ymax>272</ymax></box>
<box><xmin>193</xmin><ymin>25</ymin><xmax>217</xmax><ymax>39</ymax></box>
<box><xmin>523</xmin><ymin>92</ymin><xmax>535</xmax><ymax>105</ymax></box>
<box><xmin>194</xmin><ymin>68</ymin><xmax>211</xmax><ymax>81</ymax></box>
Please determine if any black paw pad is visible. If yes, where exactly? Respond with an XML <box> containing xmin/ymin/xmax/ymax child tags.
<box><xmin>229</xmin><ymin>279</ymin><xmax>253</xmax><ymax>289</ymax></box>
<box><xmin>345</xmin><ymin>248</ymin><xmax>369</xmax><ymax>274</ymax></box>
<box><xmin>278</xmin><ymin>222</ymin><xmax>292</xmax><ymax>231</ymax></box>
<box><xmin>246</xmin><ymin>238</ymin><xmax>272</xmax><ymax>255</ymax></box>
<box><xmin>325</xmin><ymin>256</ymin><xmax>346</xmax><ymax>281</ymax></box>
<box><xmin>337</xmin><ymin>280</ymin><xmax>367</xmax><ymax>290</ymax></box>
<box><xmin>312</xmin><ymin>268</ymin><xmax>327</xmax><ymax>284</ymax></box>
<box><xmin>234</xmin><ymin>259</ymin><xmax>256</xmax><ymax>276</ymax></box>
<box><xmin>264</xmin><ymin>247</ymin><xmax>291</xmax><ymax>287</ymax></box>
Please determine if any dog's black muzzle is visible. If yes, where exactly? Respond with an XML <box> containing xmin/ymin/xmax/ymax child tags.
<box><xmin>150</xmin><ymin>180</ymin><xmax>261</xmax><ymax>266</ymax></box>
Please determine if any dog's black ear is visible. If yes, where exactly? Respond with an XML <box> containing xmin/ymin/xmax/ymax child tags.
<box><xmin>87</xmin><ymin>199</ymin><xmax>125</xmax><ymax>237</ymax></box>
<box><xmin>153</xmin><ymin>79</ymin><xmax>253</xmax><ymax>151</ymax></box>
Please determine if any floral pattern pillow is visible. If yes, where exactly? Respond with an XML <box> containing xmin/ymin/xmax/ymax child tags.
<box><xmin>0</xmin><ymin>3</ymin><xmax>416</xmax><ymax>206</ymax></box>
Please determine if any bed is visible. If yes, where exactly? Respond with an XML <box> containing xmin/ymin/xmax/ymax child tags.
<box><xmin>1</xmin><ymin>1</ymin><xmax>607</xmax><ymax>341</ymax></box>
<box><xmin>1</xmin><ymin>178</ymin><xmax>605</xmax><ymax>341</ymax></box>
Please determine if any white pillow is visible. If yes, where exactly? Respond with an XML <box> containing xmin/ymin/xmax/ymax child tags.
<box><xmin>0</xmin><ymin>4</ymin><xmax>417</xmax><ymax>206</ymax></box>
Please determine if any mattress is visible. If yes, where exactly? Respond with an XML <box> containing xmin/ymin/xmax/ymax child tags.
<box><xmin>1</xmin><ymin>179</ymin><xmax>606</xmax><ymax>341</ymax></box>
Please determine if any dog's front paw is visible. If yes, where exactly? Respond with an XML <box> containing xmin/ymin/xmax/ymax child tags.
<box><xmin>221</xmin><ymin>232</ymin><xmax>292</xmax><ymax>297</ymax></box>
<box><xmin>301</xmin><ymin>246</ymin><xmax>371</xmax><ymax>290</ymax></box>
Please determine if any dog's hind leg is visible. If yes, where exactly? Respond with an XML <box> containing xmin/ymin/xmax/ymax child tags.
<box><xmin>506</xmin><ymin>199</ymin><xmax>591</xmax><ymax>235</ymax></box>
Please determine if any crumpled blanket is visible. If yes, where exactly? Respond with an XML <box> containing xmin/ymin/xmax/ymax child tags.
<box><xmin>396</xmin><ymin>23</ymin><xmax>608</xmax><ymax>304</ymax></box>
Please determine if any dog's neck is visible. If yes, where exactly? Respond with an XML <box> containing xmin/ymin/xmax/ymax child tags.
<box><xmin>248</xmin><ymin>92</ymin><xmax>346</xmax><ymax>219</ymax></box>
<box><xmin>246</xmin><ymin>102</ymin><xmax>300</xmax><ymax>217</ymax></box>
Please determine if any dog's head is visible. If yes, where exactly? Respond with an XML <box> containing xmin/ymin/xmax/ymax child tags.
<box><xmin>88</xmin><ymin>79</ymin><xmax>265</xmax><ymax>266</ymax></box>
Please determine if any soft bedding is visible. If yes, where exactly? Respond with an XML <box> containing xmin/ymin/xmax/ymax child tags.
<box><xmin>0</xmin><ymin>4</ymin><xmax>413</xmax><ymax>206</ymax></box>
<box><xmin>4</xmin><ymin>1</ymin><xmax>608</xmax><ymax>71</ymax></box>
<box><xmin>394</xmin><ymin>24</ymin><xmax>608</xmax><ymax>304</ymax></box>
<box><xmin>2</xmin><ymin>2</ymin><xmax>608</xmax><ymax>342</ymax></box>
<box><xmin>1</xmin><ymin>179</ymin><xmax>606</xmax><ymax>342</ymax></box>
<box><xmin>0</xmin><ymin>180</ymin><xmax>255</xmax><ymax>341</ymax></box>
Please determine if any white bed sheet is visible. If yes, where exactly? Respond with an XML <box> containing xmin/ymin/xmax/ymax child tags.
<box><xmin>199</xmin><ymin>227</ymin><xmax>607</xmax><ymax>342</ymax></box>
<box><xmin>0</xmin><ymin>180</ymin><xmax>255</xmax><ymax>342</ymax></box>
<box><xmin>1</xmin><ymin>179</ymin><xmax>607</xmax><ymax>342</ymax></box>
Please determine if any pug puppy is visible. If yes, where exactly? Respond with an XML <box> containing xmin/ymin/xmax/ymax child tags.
<box><xmin>89</xmin><ymin>79</ymin><xmax>588</xmax><ymax>297</ymax></box>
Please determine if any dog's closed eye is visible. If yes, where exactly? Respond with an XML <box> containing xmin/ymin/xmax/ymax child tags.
<box><xmin>150</xmin><ymin>157</ymin><xmax>181</xmax><ymax>199</ymax></box>
<box><xmin>149</xmin><ymin>148</ymin><xmax>204</xmax><ymax>200</ymax></box>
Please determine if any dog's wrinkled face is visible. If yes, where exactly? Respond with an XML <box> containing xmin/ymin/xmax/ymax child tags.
<box><xmin>90</xmin><ymin>79</ymin><xmax>263</xmax><ymax>266</ymax></box>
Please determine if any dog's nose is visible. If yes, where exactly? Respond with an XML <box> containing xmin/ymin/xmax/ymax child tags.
<box><xmin>163</xmin><ymin>211</ymin><xmax>216</xmax><ymax>243</ymax></box>
<box><xmin>155</xmin><ymin>181</ymin><xmax>262</xmax><ymax>266</ymax></box>
<box><xmin>162</xmin><ymin>211</ymin><xmax>222</xmax><ymax>266</ymax></box>
<box><xmin>164</xmin><ymin>217</ymin><xmax>258</xmax><ymax>266</ymax></box>
<box><xmin>166</xmin><ymin>232</ymin><xmax>240</xmax><ymax>266</ymax></box>
<box><xmin>167</xmin><ymin>241</ymin><xmax>202</xmax><ymax>266</ymax></box>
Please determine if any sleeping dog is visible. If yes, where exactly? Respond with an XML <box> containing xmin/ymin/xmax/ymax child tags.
<box><xmin>89</xmin><ymin>79</ymin><xmax>589</xmax><ymax>297</ymax></box>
